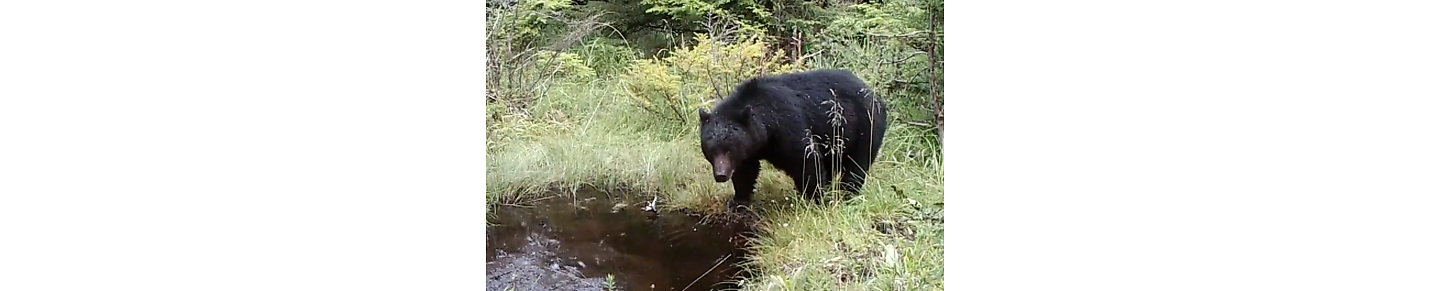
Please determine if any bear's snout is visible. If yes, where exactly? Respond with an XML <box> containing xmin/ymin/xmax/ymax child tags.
<box><xmin>711</xmin><ymin>154</ymin><xmax>733</xmax><ymax>182</ymax></box>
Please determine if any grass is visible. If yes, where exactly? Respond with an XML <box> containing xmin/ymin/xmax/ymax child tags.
<box><xmin>487</xmin><ymin>76</ymin><xmax>943</xmax><ymax>290</ymax></box>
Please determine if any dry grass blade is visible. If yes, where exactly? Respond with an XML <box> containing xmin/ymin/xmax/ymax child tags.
<box><xmin>682</xmin><ymin>253</ymin><xmax>733</xmax><ymax>291</ymax></box>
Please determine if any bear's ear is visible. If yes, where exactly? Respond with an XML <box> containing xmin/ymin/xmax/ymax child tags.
<box><xmin>698</xmin><ymin>108</ymin><xmax>711</xmax><ymax>123</ymax></box>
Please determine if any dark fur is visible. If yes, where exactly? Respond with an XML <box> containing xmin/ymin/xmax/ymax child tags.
<box><xmin>698</xmin><ymin>69</ymin><xmax>888</xmax><ymax>209</ymax></box>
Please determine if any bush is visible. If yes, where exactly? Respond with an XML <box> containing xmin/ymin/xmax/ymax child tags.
<box><xmin>666</xmin><ymin>34</ymin><xmax>798</xmax><ymax>99</ymax></box>
<box><xmin>619</xmin><ymin>33</ymin><xmax>798</xmax><ymax>139</ymax></box>
<box><xmin>533</xmin><ymin>50</ymin><xmax>597</xmax><ymax>81</ymax></box>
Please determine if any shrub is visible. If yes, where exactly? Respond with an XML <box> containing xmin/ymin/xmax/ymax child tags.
<box><xmin>620</xmin><ymin>33</ymin><xmax>799</xmax><ymax>139</ymax></box>
<box><xmin>533</xmin><ymin>50</ymin><xmax>597</xmax><ymax>81</ymax></box>
<box><xmin>666</xmin><ymin>34</ymin><xmax>798</xmax><ymax>99</ymax></box>
<box><xmin>622</xmin><ymin>58</ymin><xmax>685</xmax><ymax>125</ymax></box>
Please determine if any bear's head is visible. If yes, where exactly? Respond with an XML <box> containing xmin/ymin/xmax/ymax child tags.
<box><xmin>698</xmin><ymin>106</ymin><xmax>760</xmax><ymax>183</ymax></box>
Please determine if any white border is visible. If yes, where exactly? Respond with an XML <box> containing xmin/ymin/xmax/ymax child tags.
<box><xmin>946</xmin><ymin>0</ymin><xmax>1430</xmax><ymax>290</ymax></box>
<box><xmin>1</xmin><ymin>1</ymin><xmax>488</xmax><ymax>290</ymax></box>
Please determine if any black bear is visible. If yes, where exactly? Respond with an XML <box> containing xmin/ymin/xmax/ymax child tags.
<box><xmin>698</xmin><ymin>69</ymin><xmax>888</xmax><ymax>210</ymax></box>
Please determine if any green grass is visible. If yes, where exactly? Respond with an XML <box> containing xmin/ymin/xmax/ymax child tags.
<box><xmin>488</xmin><ymin>78</ymin><xmax>943</xmax><ymax>290</ymax></box>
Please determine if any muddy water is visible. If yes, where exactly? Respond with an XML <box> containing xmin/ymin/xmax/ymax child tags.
<box><xmin>487</xmin><ymin>191</ymin><xmax>752</xmax><ymax>291</ymax></box>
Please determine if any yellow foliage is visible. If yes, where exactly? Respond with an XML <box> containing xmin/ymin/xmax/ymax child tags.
<box><xmin>533</xmin><ymin>50</ymin><xmax>596</xmax><ymax>81</ymax></box>
<box><xmin>619</xmin><ymin>33</ymin><xmax>799</xmax><ymax>134</ymax></box>
<box><xmin>622</xmin><ymin>59</ymin><xmax>683</xmax><ymax>110</ymax></box>
<box><xmin>666</xmin><ymin>34</ymin><xmax>799</xmax><ymax>100</ymax></box>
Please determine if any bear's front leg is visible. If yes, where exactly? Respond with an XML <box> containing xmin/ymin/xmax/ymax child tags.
<box><xmin>797</xmin><ymin>156</ymin><xmax>830</xmax><ymax>202</ymax></box>
<box><xmin>728</xmin><ymin>160</ymin><xmax>761</xmax><ymax>211</ymax></box>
